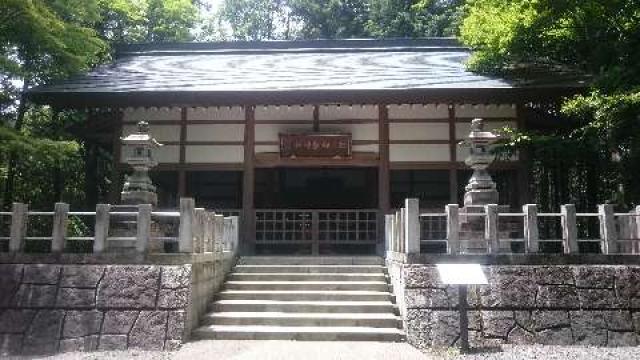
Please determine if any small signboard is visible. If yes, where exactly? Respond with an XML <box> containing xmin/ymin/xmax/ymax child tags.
<box><xmin>436</xmin><ymin>263</ymin><xmax>488</xmax><ymax>285</ymax></box>
<box><xmin>279</xmin><ymin>133</ymin><xmax>352</xmax><ymax>159</ymax></box>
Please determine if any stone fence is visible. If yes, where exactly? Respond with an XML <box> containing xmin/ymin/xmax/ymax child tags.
<box><xmin>387</xmin><ymin>198</ymin><xmax>640</xmax><ymax>256</ymax></box>
<box><xmin>386</xmin><ymin>198</ymin><xmax>640</xmax><ymax>349</ymax></box>
<box><xmin>0</xmin><ymin>198</ymin><xmax>239</xmax><ymax>255</ymax></box>
<box><xmin>0</xmin><ymin>198</ymin><xmax>239</xmax><ymax>356</ymax></box>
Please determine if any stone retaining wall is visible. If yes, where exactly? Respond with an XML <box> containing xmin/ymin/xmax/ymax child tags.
<box><xmin>0</xmin><ymin>254</ymin><xmax>233</xmax><ymax>356</ymax></box>
<box><xmin>389</xmin><ymin>261</ymin><xmax>640</xmax><ymax>349</ymax></box>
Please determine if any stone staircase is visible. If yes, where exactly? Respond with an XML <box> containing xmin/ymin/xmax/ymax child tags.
<box><xmin>192</xmin><ymin>256</ymin><xmax>404</xmax><ymax>341</ymax></box>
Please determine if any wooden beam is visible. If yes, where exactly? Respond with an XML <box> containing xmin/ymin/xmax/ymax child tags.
<box><xmin>108</xmin><ymin>109</ymin><xmax>123</xmax><ymax>204</ymax></box>
<box><xmin>448</xmin><ymin>104</ymin><xmax>458</xmax><ymax>204</ymax></box>
<box><xmin>242</xmin><ymin>105</ymin><xmax>256</xmax><ymax>254</ymax></box>
<box><xmin>516</xmin><ymin>103</ymin><xmax>530</xmax><ymax>205</ymax></box>
<box><xmin>313</xmin><ymin>105</ymin><xmax>320</xmax><ymax>132</ymax></box>
<box><xmin>378</xmin><ymin>104</ymin><xmax>390</xmax><ymax>254</ymax></box>
<box><xmin>178</xmin><ymin>107</ymin><xmax>188</xmax><ymax>198</ymax></box>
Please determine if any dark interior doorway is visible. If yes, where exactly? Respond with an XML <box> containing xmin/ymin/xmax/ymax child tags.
<box><xmin>255</xmin><ymin>167</ymin><xmax>378</xmax><ymax>209</ymax></box>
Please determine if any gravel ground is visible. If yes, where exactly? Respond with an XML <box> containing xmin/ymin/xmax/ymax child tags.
<box><xmin>6</xmin><ymin>342</ymin><xmax>640</xmax><ymax>360</ymax></box>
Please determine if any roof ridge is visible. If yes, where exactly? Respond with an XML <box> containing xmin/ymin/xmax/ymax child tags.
<box><xmin>115</xmin><ymin>38</ymin><xmax>463</xmax><ymax>57</ymax></box>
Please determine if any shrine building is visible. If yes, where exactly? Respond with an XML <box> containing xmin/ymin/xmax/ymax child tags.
<box><xmin>26</xmin><ymin>38</ymin><xmax>583</xmax><ymax>255</ymax></box>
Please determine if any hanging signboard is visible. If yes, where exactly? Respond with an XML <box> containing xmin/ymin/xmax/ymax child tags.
<box><xmin>279</xmin><ymin>133</ymin><xmax>352</xmax><ymax>159</ymax></box>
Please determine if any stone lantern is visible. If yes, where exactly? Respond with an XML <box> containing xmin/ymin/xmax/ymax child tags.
<box><xmin>460</xmin><ymin>118</ymin><xmax>500</xmax><ymax>206</ymax></box>
<box><xmin>120</xmin><ymin>121</ymin><xmax>162</xmax><ymax>206</ymax></box>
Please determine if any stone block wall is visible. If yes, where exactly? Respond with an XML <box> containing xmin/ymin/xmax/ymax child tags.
<box><xmin>0</xmin><ymin>255</ymin><xmax>233</xmax><ymax>356</ymax></box>
<box><xmin>391</xmin><ymin>262</ymin><xmax>640</xmax><ymax>349</ymax></box>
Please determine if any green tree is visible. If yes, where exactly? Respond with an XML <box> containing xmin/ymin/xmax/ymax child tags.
<box><xmin>217</xmin><ymin>0</ymin><xmax>292</xmax><ymax>40</ymax></box>
<box><xmin>460</xmin><ymin>0</ymin><xmax>640</xmax><ymax>209</ymax></box>
<box><xmin>290</xmin><ymin>0</ymin><xmax>369</xmax><ymax>39</ymax></box>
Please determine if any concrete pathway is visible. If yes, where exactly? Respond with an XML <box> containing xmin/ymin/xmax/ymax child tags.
<box><xmin>9</xmin><ymin>341</ymin><xmax>430</xmax><ymax>360</ymax></box>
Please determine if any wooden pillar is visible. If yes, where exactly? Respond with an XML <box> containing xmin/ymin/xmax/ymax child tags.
<box><xmin>242</xmin><ymin>105</ymin><xmax>256</xmax><ymax>254</ymax></box>
<box><xmin>178</xmin><ymin>107</ymin><xmax>188</xmax><ymax>199</ymax></box>
<box><xmin>109</xmin><ymin>109</ymin><xmax>124</xmax><ymax>204</ymax></box>
<box><xmin>448</xmin><ymin>104</ymin><xmax>458</xmax><ymax>204</ymax></box>
<box><xmin>378</xmin><ymin>104</ymin><xmax>390</xmax><ymax>254</ymax></box>
<box><xmin>516</xmin><ymin>104</ymin><xmax>530</xmax><ymax>205</ymax></box>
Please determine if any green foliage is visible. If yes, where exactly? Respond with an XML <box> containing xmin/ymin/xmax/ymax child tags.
<box><xmin>210</xmin><ymin>0</ymin><xmax>465</xmax><ymax>40</ymax></box>
<box><xmin>461</xmin><ymin>0</ymin><xmax>640</xmax><ymax>209</ymax></box>
<box><xmin>290</xmin><ymin>0</ymin><xmax>369</xmax><ymax>39</ymax></box>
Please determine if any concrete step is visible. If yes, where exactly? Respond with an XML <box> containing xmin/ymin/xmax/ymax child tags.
<box><xmin>225</xmin><ymin>281</ymin><xmax>389</xmax><ymax>291</ymax></box>
<box><xmin>238</xmin><ymin>256</ymin><xmax>383</xmax><ymax>266</ymax></box>
<box><xmin>210</xmin><ymin>300</ymin><xmax>397</xmax><ymax>313</ymax></box>
<box><xmin>216</xmin><ymin>290</ymin><xmax>393</xmax><ymax>302</ymax></box>
<box><xmin>228</xmin><ymin>273</ymin><xmax>387</xmax><ymax>282</ymax></box>
<box><xmin>202</xmin><ymin>312</ymin><xmax>402</xmax><ymax>328</ymax></box>
<box><xmin>192</xmin><ymin>325</ymin><xmax>405</xmax><ymax>341</ymax></box>
<box><xmin>233</xmin><ymin>265</ymin><xmax>386</xmax><ymax>274</ymax></box>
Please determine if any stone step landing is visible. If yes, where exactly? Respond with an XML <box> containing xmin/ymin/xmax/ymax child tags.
<box><xmin>192</xmin><ymin>256</ymin><xmax>404</xmax><ymax>342</ymax></box>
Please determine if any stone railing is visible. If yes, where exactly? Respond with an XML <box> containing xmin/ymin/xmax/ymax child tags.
<box><xmin>0</xmin><ymin>198</ymin><xmax>239</xmax><ymax>256</ymax></box>
<box><xmin>386</xmin><ymin>198</ymin><xmax>640</xmax><ymax>256</ymax></box>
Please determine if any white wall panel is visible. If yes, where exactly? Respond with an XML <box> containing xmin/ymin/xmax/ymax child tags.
<box><xmin>455</xmin><ymin>104</ymin><xmax>516</xmax><ymax>118</ymax></box>
<box><xmin>188</xmin><ymin>106</ymin><xmax>244</xmax><ymax>121</ymax></box>
<box><xmin>255</xmin><ymin>105</ymin><xmax>314</xmax><ymax>121</ymax></box>
<box><xmin>320</xmin><ymin>124</ymin><xmax>378</xmax><ymax>141</ymax></box>
<box><xmin>319</xmin><ymin>105</ymin><xmax>377</xmax><ymax>120</ymax></box>
<box><xmin>255</xmin><ymin>145</ymin><xmax>280</xmax><ymax>153</ymax></box>
<box><xmin>186</xmin><ymin>124</ymin><xmax>244</xmax><ymax>142</ymax></box>
<box><xmin>455</xmin><ymin>121</ymin><xmax>517</xmax><ymax>139</ymax></box>
<box><xmin>390</xmin><ymin>144</ymin><xmax>450</xmax><ymax>162</ymax></box>
<box><xmin>122</xmin><ymin>124</ymin><xmax>180</xmax><ymax>142</ymax></box>
<box><xmin>123</xmin><ymin>107</ymin><xmax>181</xmax><ymax>122</ymax></box>
<box><xmin>255</xmin><ymin>124</ymin><xmax>313</xmax><ymax>142</ymax></box>
<box><xmin>388</xmin><ymin>104</ymin><xmax>449</xmax><ymax>119</ymax></box>
<box><xmin>390</xmin><ymin>123</ymin><xmax>449</xmax><ymax>141</ymax></box>
<box><xmin>353</xmin><ymin>144</ymin><xmax>379</xmax><ymax>153</ymax></box>
<box><xmin>185</xmin><ymin>145</ymin><xmax>244</xmax><ymax>163</ymax></box>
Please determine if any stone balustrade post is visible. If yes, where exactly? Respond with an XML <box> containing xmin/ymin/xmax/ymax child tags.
<box><xmin>485</xmin><ymin>204</ymin><xmax>499</xmax><ymax>253</ymax></box>
<box><xmin>194</xmin><ymin>208</ymin><xmax>205</xmax><ymax>253</ymax></box>
<box><xmin>392</xmin><ymin>211</ymin><xmax>399</xmax><ymax>252</ymax></box>
<box><xmin>203</xmin><ymin>212</ymin><xmax>213</xmax><ymax>253</ymax></box>
<box><xmin>9</xmin><ymin>202</ymin><xmax>28</xmax><ymax>252</ymax></box>
<box><xmin>561</xmin><ymin>204</ymin><xmax>578</xmax><ymax>254</ymax></box>
<box><xmin>136</xmin><ymin>204</ymin><xmax>152</xmax><ymax>254</ymax></box>
<box><xmin>230</xmin><ymin>216</ymin><xmax>239</xmax><ymax>254</ymax></box>
<box><xmin>446</xmin><ymin>204</ymin><xmax>459</xmax><ymax>254</ymax></box>
<box><xmin>385</xmin><ymin>214</ymin><xmax>393</xmax><ymax>253</ymax></box>
<box><xmin>598</xmin><ymin>204</ymin><xmax>617</xmax><ymax>254</ymax></box>
<box><xmin>93</xmin><ymin>204</ymin><xmax>110</xmax><ymax>253</ymax></box>
<box><xmin>523</xmin><ymin>204</ymin><xmax>539</xmax><ymax>253</ymax></box>
<box><xmin>179</xmin><ymin>198</ymin><xmax>195</xmax><ymax>253</ymax></box>
<box><xmin>404</xmin><ymin>198</ymin><xmax>420</xmax><ymax>254</ymax></box>
<box><xmin>635</xmin><ymin>206</ymin><xmax>640</xmax><ymax>254</ymax></box>
<box><xmin>214</xmin><ymin>214</ymin><xmax>224</xmax><ymax>255</ymax></box>
<box><xmin>51</xmin><ymin>202</ymin><xmax>69</xmax><ymax>253</ymax></box>
<box><xmin>399</xmin><ymin>206</ymin><xmax>406</xmax><ymax>253</ymax></box>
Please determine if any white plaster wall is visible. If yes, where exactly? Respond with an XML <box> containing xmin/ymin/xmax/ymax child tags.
<box><xmin>122</xmin><ymin>107</ymin><xmax>181</xmax><ymax>122</ymax></box>
<box><xmin>389</xmin><ymin>123</ymin><xmax>449</xmax><ymax>141</ymax></box>
<box><xmin>455</xmin><ymin>104</ymin><xmax>517</xmax><ymax>118</ymax></box>
<box><xmin>255</xmin><ymin>123</ymin><xmax>313</xmax><ymax>142</ymax></box>
<box><xmin>390</xmin><ymin>144</ymin><xmax>450</xmax><ymax>162</ymax></box>
<box><xmin>185</xmin><ymin>145</ymin><xmax>244</xmax><ymax>163</ymax></box>
<box><xmin>255</xmin><ymin>145</ymin><xmax>280</xmax><ymax>153</ymax></box>
<box><xmin>455</xmin><ymin>121</ymin><xmax>517</xmax><ymax>139</ymax></box>
<box><xmin>122</xmin><ymin>124</ymin><xmax>180</xmax><ymax>142</ymax></box>
<box><xmin>255</xmin><ymin>105</ymin><xmax>314</xmax><ymax>121</ymax></box>
<box><xmin>188</xmin><ymin>106</ymin><xmax>245</xmax><ymax>121</ymax></box>
<box><xmin>387</xmin><ymin>104</ymin><xmax>449</xmax><ymax>119</ymax></box>
<box><xmin>186</xmin><ymin>124</ymin><xmax>244</xmax><ymax>142</ymax></box>
<box><xmin>321</xmin><ymin>124</ymin><xmax>378</xmax><ymax>141</ymax></box>
<box><xmin>319</xmin><ymin>104</ymin><xmax>378</xmax><ymax>120</ymax></box>
<box><xmin>353</xmin><ymin>144</ymin><xmax>379</xmax><ymax>153</ymax></box>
